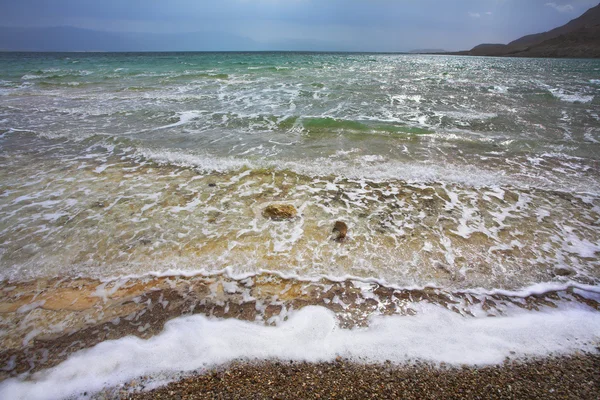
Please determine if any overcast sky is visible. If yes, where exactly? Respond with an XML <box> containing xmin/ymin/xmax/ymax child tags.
<box><xmin>0</xmin><ymin>0</ymin><xmax>598</xmax><ymax>51</ymax></box>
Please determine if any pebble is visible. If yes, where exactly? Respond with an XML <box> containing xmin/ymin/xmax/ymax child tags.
<box><xmin>130</xmin><ymin>354</ymin><xmax>600</xmax><ymax>399</ymax></box>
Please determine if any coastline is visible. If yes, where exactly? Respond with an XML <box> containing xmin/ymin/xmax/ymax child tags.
<box><xmin>2</xmin><ymin>274</ymin><xmax>598</xmax><ymax>380</ymax></box>
<box><xmin>127</xmin><ymin>354</ymin><xmax>600</xmax><ymax>399</ymax></box>
<box><xmin>1</xmin><ymin>274</ymin><xmax>599</xmax><ymax>400</ymax></box>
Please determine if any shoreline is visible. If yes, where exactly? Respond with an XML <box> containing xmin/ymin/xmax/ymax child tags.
<box><xmin>2</xmin><ymin>275</ymin><xmax>598</xmax><ymax>381</ymax></box>
<box><xmin>126</xmin><ymin>354</ymin><xmax>600</xmax><ymax>399</ymax></box>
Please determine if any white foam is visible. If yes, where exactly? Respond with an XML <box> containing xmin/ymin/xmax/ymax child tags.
<box><xmin>1</xmin><ymin>305</ymin><xmax>598</xmax><ymax>400</ymax></box>
<box><xmin>391</xmin><ymin>94</ymin><xmax>422</xmax><ymax>104</ymax></box>
<box><xmin>138</xmin><ymin>148</ymin><xmax>250</xmax><ymax>173</ymax></box>
<box><xmin>490</xmin><ymin>86</ymin><xmax>508</xmax><ymax>94</ymax></box>
<box><xmin>77</xmin><ymin>265</ymin><xmax>600</xmax><ymax>301</ymax></box>
<box><xmin>21</xmin><ymin>74</ymin><xmax>43</xmax><ymax>80</ymax></box>
<box><xmin>549</xmin><ymin>89</ymin><xmax>594</xmax><ymax>104</ymax></box>
<box><xmin>136</xmin><ymin>148</ymin><xmax>506</xmax><ymax>188</ymax></box>
<box><xmin>584</xmin><ymin>129</ymin><xmax>598</xmax><ymax>144</ymax></box>
<box><xmin>152</xmin><ymin>111</ymin><xmax>203</xmax><ymax>130</ymax></box>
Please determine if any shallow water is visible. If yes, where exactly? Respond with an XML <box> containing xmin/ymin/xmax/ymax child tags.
<box><xmin>1</xmin><ymin>52</ymin><xmax>599</xmax><ymax>288</ymax></box>
<box><xmin>0</xmin><ymin>52</ymin><xmax>599</xmax><ymax>398</ymax></box>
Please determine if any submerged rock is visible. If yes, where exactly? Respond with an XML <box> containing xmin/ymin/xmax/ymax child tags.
<box><xmin>553</xmin><ymin>268</ymin><xmax>575</xmax><ymax>277</ymax></box>
<box><xmin>332</xmin><ymin>221</ymin><xmax>348</xmax><ymax>241</ymax></box>
<box><xmin>262</xmin><ymin>204</ymin><xmax>297</xmax><ymax>220</ymax></box>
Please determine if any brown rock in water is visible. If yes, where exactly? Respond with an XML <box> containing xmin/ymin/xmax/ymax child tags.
<box><xmin>553</xmin><ymin>268</ymin><xmax>575</xmax><ymax>277</ymax></box>
<box><xmin>262</xmin><ymin>204</ymin><xmax>297</xmax><ymax>220</ymax></box>
<box><xmin>332</xmin><ymin>221</ymin><xmax>348</xmax><ymax>241</ymax></box>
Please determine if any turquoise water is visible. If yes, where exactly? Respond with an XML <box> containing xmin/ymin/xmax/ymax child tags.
<box><xmin>2</xmin><ymin>52</ymin><xmax>599</xmax><ymax>180</ymax></box>
<box><xmin>2</xmin><ymin>53</ymin><xmax>600</xmax><ymax>188</ymax></box>
<box><xmin>0</xmin><ymin>52</ymin><xmax>599</xmax><ymax>288</ymax></box>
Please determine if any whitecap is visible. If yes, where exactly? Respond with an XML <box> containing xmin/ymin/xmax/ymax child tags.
<box><xmin>151</xmin><ymin>110</ymin><xmax>204</xmax><ymax>130</ymax></box>
<box><xmin>549</xmin><ymin>88</ymin><xmax>594</xmax><ymax>103</ymax></box>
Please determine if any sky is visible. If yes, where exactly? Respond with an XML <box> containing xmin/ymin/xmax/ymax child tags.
<box><xmin>0</xmin><ymin>0</ymin><xmax>598</xmax><ymax>51</ymax></box>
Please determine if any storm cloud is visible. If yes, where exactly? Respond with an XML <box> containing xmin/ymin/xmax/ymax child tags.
<box><xmin>0</xmin><ymin>0</ymin><xmax>597</xmax><ymax>51</ymax></box>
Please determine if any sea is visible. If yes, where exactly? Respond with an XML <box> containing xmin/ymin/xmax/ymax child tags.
<box><xmin>0</xmin><ymin>52</ymin><xmax>599</xmax><ymax>399</ymax></box>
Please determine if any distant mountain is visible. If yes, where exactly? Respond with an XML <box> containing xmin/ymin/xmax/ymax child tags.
<box><xmin>0</xmin><ymin>26</ymin><xmax>260</xmax><ymax>52</ymax></box>
<box><xmin>455</xmin><ymin>3</ymin><xmax>600</xmax><ymax>58</ymax></box>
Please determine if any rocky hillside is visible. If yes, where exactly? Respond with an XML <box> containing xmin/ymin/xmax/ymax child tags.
<box><xmin>457</xmin><ymin>3</ymin><xmax>600</xmax><ymax>58</ymax></box>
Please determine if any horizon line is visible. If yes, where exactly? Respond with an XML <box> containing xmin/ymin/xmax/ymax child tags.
<box><xmin>0</xmin><ymin>50</ymin><xmax>452</xmax><ymax>55</ymax></box>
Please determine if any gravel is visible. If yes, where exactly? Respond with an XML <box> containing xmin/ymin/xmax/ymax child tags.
<box><xmin>128</xmin><ymin>353</ymin><xmax>600</xmax><ymax>400</ymax></box>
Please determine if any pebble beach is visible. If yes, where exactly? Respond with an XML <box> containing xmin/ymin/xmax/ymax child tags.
<box><xmin>128</xmin><ymin>355</ymin><xmax>600</xmax><ymax>400</ymax></box>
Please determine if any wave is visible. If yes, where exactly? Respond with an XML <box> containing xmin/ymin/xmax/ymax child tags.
<box><xmin>135</xmin><ymin>145</ymin><xmax>600</xmax><ymax>194</ymax></box>
<box><xmin>136</xmin><ymin>147</ymin><xmax>508</xmax><ymax>188</ymax></box>
<box><xmin>20</xmin><ymin>69</ymin><xmax>231</xmax><ymax>83</ymax></box>
<box><xmin>35</xmin><ymin>81</ymin><xmax>87</xmax><ymax>88</ymax></box>
<box><xmin>20</xmin><ymin>70</ymin><xmax>93</xmax><ymax>81</ymax></box>
<box><xmin>3</xmin><ymin>124</ymin><xmax>599</xmax><ymax>195</ymax></box>
<box><xmin>549</xmin><ymin>88</ymin><xmax>594</xmax><ymax>104</ymax></box>
<box><xmin>150</xmin><ymin>110</ymin><xmax>204</xmax><ymax>130</ymax></box>
<box><xmin>161</xmin><ymin>71</ymin><xmax>230</xmax><ymax>81</ymax></box>
<box><xmin>1</xmin><ymin>304</ymin><xmax>598</xmax><ymax>400</ymax></box>
<box><xmin>87</xmin><ymin>266</ymin><xmax>600</xmax><ymax>299</ymax></box>
<box><xmin>247</xmin><ymin>66</ymin><xmax>292</xmax><ymax>72</ymax></box>
<box><xmin>301</xmin><ymin>117</ymin><xmax>434</xmax><ymax>135</ymax></box>
<box><xmin>96</xmin><ymin>109</ymin><xmax>434</xmax><ymax>138</ymax></box>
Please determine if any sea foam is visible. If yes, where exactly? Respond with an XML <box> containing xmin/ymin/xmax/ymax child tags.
<box><xmin>1</xmin><ymin>305</ymin><xmax>599</xmax><ymax>400</ymax></box>
<box><xmin>151</xmin><ymin>110</ymin><xmax>204</xmax><ymax>130</ymax></box>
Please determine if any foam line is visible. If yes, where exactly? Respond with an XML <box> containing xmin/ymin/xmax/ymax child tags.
<box><xmin>88</xmin><ymin>267</ymin><xmax>600</xmax><ymax>298</ymax></box>
<box><xmin>134</xmin><ymin>147</ymin><xmax>600</xmax><ymax>195</ymax></box>
<box><xmin>1</xmin><ymin>306</ymin><xmax>599</xmax><ymax>400</ymax></box>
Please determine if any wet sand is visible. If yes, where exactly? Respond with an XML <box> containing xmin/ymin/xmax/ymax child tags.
<box><xmin>127</xmin><ymin>354</ymin><xmax>600</xmax><ymax>400</ymax></box>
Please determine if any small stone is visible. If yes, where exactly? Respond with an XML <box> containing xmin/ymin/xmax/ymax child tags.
<box><xmin>332</xmin><ymin>221</ymin><xmax>348</xmax><ymax>241</ymax></box>
<box><xmin>262</xmin><ymin>204</ymin><xmax>297</xmax><ymax>220</ymax></box>
<box><xmin>553</xmin><ymin>268</ymin><xmax>574</xmax><ymax>277</ymax></box>
<box><xmin>56</xmin><ymin>215</ymin><xmax>70</xmax><ymax>226</ymax></box>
